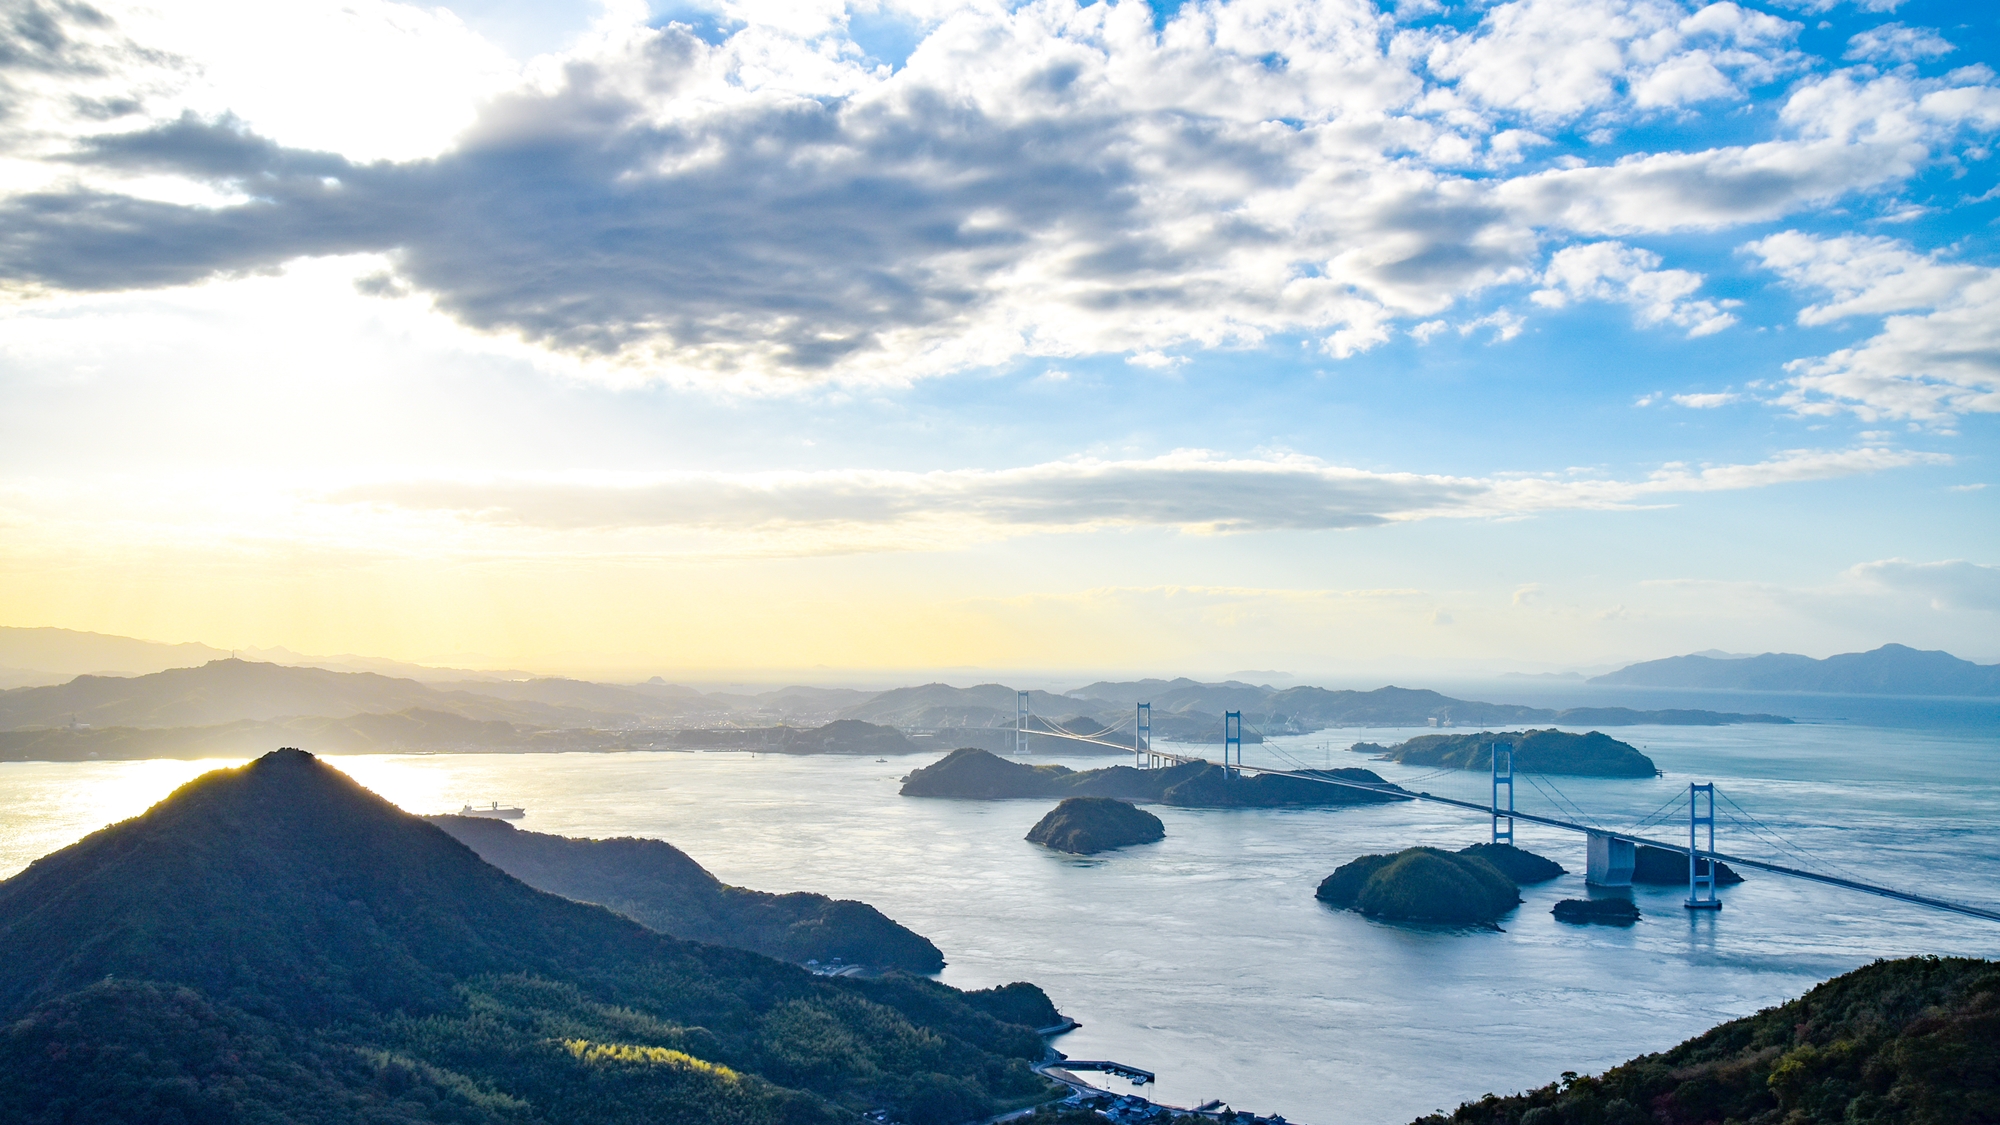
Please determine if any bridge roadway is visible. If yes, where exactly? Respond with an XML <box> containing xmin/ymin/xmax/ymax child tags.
<box><xmin>1011</xmin><ymin>721</ymin><xmax>2000</xmax><ymax>924</ymax></box>
<box><xmin>1218</xmin><ymin>758</ymin><xmax>2000</xmax><ymax>925</ymax></box>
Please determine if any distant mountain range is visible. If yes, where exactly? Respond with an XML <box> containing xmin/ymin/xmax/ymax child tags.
<box><xmin>0</xmin><ymin>651</ymin><xmax>1804</xmax><ymax>763</ymax></box>
<box><xmin>1590</xmin><ymin>644</ymin><xmax>2000</xmax><ymax>696</ymax></box>
<box><xmin>31</xmin><ymin>632</ymin><xmax>1995</xmax><ymax>767</ymax></box>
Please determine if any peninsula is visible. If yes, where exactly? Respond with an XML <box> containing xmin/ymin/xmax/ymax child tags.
<box><xmin>427</xmin><ymin>815</ymin><xmax>945</xmax><ymax>972</ymax></box>
<box><xmin>900</xmin><ymin>747</ymin><xmax>1403</xmax><ymax>809</ymax></box>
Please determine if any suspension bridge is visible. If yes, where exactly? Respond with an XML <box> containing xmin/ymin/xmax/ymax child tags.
<box><xmin>1005</xmin><ymin>691</ymin><xmax>2000</xmax><ymax>925</ymax></box>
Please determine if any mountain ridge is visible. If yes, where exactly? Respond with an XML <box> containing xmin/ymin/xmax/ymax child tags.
<box><xmin>1593</xmin><ymin>643</ymin><xmax>2000</xmax><ymax>696</ymax></box>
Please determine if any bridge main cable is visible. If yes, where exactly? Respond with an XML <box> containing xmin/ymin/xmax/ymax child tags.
<box><xmin>1193</xmin><ymin>758</ymin><xmax>2000</xmax><ymax>925</ymax></box>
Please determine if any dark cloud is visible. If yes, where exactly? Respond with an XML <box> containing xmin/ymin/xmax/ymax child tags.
<box><xmin>1</xmin><ymin>33</ymin><xmax>1177</xmax><ymax>372</ymax></box>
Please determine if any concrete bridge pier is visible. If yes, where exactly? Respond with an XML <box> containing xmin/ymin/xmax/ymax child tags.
<box><xmin>1587</xmin><ymin>832</ymin><xmax>1635</xmax><ymax>887</ymax></box>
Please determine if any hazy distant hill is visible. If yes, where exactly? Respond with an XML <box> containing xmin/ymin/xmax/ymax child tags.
<box><xmin>705</xmin><ymin>684</ymin><xmax>880</xmax><ymax>724</ymax></box>
<box><xmin>837</xmin><ymin>682</ymin><xmax>1078</xmax><ymax>728</ymax></box>
<box><xmin>0</xmin><ymin>626</ymin><xmax>230</xmax><ymax>685</ymax></box>
<box><xmin>0</xmin><ymin>659</ymin><xmax>624</xmax><ymax>730</ymax></box>
<box><xmin>1593</xmin><ymin>643</ymin><xmax>2000</xmax><ymax>696</ymax></box>
<box><xmin>425</xmin><ymin>676</ymin><xmax>695</xmax><ymax>718</ymax></box>
<box><xmin>0</xmin><ymin>707</ymin><xmax>526</xmax><ymax>760</ymax></box>
<box><xmin>1070</xmin><ymin>680</ymin><xmax>1785</xmax><ymax>730</ymax></box>
<box><xmin>0</xmin><ymin>635</ymin><xmax>1793</xmax><ymax>754</ymax></box>
<box><xmin>0</xmin><ymin>750</ymin><xmax>1061</xmax><ymax>1124</ymax></box>
<box><xmin>1066</xmin><ymin>677</ymin><xmax>1283</xmax><ymax>714</ymax></box>
<box><xmin>671</xmin><ymin>719</ymin><xmax>919</xmax><ymax>754</ymax></box>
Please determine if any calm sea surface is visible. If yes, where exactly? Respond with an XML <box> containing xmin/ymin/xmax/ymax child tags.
<box><xmin>3</xmin><ymin>721</ymin><xmax>1998</xmax><ymax>1124</ymax></box>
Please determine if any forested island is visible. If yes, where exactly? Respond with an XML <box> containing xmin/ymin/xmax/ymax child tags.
<box><xmin>1355</xmin><ymin>729</ymin><xmax>1659</xmax><ymax>778</ymax></box>
<box><xmin>1415</xmin><ymin>956</ymin><xmax>1999</xmax><ymax>1124</ymax></box>
<box><xmin>427</xmin><ymin>815</ymin><xmax>944</xmax><ymax>972</ymax></box>
<box><xmin>900</xmin><ymin>747</ymin><xmax>1403</xmax><ymax>809</ymax></box>
<box><xmin>0</xmin><ymin>749</ymin><xmax>1066</xmax><ymax>1125</ymax></box>
<box><xmin>1316</xmin><ymin>843</ymin><xmax>1564</xmax><ymax>927</ymax></box>
<box><xmin>1025</xmin><ymin>797</ymin><xmax>1165</xmax><ymax>854</ymax></box>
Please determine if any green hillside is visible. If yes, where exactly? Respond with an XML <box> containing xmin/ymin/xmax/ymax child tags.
<box><xmin>427</xmin><ymin>815</ymin><xmax>946</xmax><ymax>972</ymax></box>
<box><xmin>0</xmin><ymin>749</ymin><xmax>1062</xmax><ymax>1124</ymax></box>
<box><xmin>1416</xmin><ymin>956</ymin><xmax>2000</xmax><ymax>1125</ymax></box>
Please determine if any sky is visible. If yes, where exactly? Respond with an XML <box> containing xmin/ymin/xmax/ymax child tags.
<box><xmin>0</xmin><ymin>0</ymin><xmax>1996</xmax><ymax>681</ymax></box>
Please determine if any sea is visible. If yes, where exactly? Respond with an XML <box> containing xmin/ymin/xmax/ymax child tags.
<box><xmin>3</xmin><ymin>705</ymin><xmax>1997</xmax><ymax>1125</ymax></box>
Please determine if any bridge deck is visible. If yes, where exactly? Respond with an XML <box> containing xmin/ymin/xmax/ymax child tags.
<box><xmin>1177</xmin><ymin>756</ymin><xmax>2000</xmax><ymax>924</ymax></box>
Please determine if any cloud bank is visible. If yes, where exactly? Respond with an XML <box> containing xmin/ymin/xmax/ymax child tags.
<box><xmin>0</xmin><ymin>0</ymin><xmax>1994</xmax><ymax>390</ymax></box>
<box><xmin>328</xmin><ymin>446</ymin><xmax>1946</xmax><ymax>542</ymax></box>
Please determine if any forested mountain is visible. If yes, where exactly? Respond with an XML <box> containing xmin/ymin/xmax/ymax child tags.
<box><xmin>0</xmin><ymin>750</ymin><xmax>1062</xmax><ymax>1124</ymax></box>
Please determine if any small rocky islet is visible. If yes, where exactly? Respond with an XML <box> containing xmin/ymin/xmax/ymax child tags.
<box><xmin>1552</xmin><ymin>898</ymin><xmax>1642</xmax><ymax>925</ymax></box>
<box><xmin>1025</xmin><ymin>796</ymin><xmax>1165</xmax><ymax>854</ymax></box>
<box><xmin>1316</xmin><ymin>843</ymin><xmax>1564</xmax><ymax>927</ymax></box>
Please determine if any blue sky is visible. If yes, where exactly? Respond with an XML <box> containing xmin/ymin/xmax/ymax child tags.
<box><xmin>0</xmin><ymin>0</ymin><xmax>1995</xmax><ymax>678</ymax></box>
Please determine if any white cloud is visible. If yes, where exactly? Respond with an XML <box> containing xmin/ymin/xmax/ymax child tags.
<box><xmin>1672</xmin><ymin>391</ymin><xmax>1741</xmax><ymax>407</ymax></box>
<box><xmin>1533</xmin><ymin>241</ymin><xmax>1737</xmax><ymax>335</ymax></box>
<box><xmin>1844</xmin><ymin>23</ymin><xmax>1954</xmax><ymax>65</ymax></box>
<box><xmin>1851</xmin><ymin>558</ymin><xmax>2000</xmax><ymax>613</ymax></box>
<box><xmin>0</xmin><ymin>2</ymin><xmax>1992</xmax><ymax>389</ymax></box>
<box><xmin>1749</xmin><ymin>231</ymin><xmax>2000</xmax><ymax>420</ymax></box>
<box><xmin>1497</xmin><ymin>70</ymin><xmax>2000</xmax><ymax>236</ymax></box>
<box><xmin>1457</xmin><ymin>308</ymin><xmax>1525</xmax><ymax>341</ymax></box>
<box><xmin>1417</xmin><ymin>0</ymin><xmax>1801</xmax><ymax>124</ymax></box>
<box><xmin>1747</xmin><ymin>230</ymin><xmax>1982</xmax><ymax>323</ymax></box>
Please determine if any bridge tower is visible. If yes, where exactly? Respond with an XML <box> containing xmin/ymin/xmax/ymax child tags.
<box><xmin>1015</xmin><ymin>690</ymin><xmax>1029</xmax><ymax>757</ymax></box>
<box><xmin>1490</xmin><ymin>743</ymin><xmax>1514</xmax><ymax>846</ymax></box>
<box><xmin>1686</xmin><ymin>782</ymin><xmax>1723</xmax><ymax>911</ymax></box>
<box><xmin>1135</xmin><ymin>703</ymin><xmax>1151</xmax><ymax>768</ymax></box>
<box><xmin>1224</xmin><ymin>711</ymin><xmax>1242</xmax><ymax>778</ymax></box>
